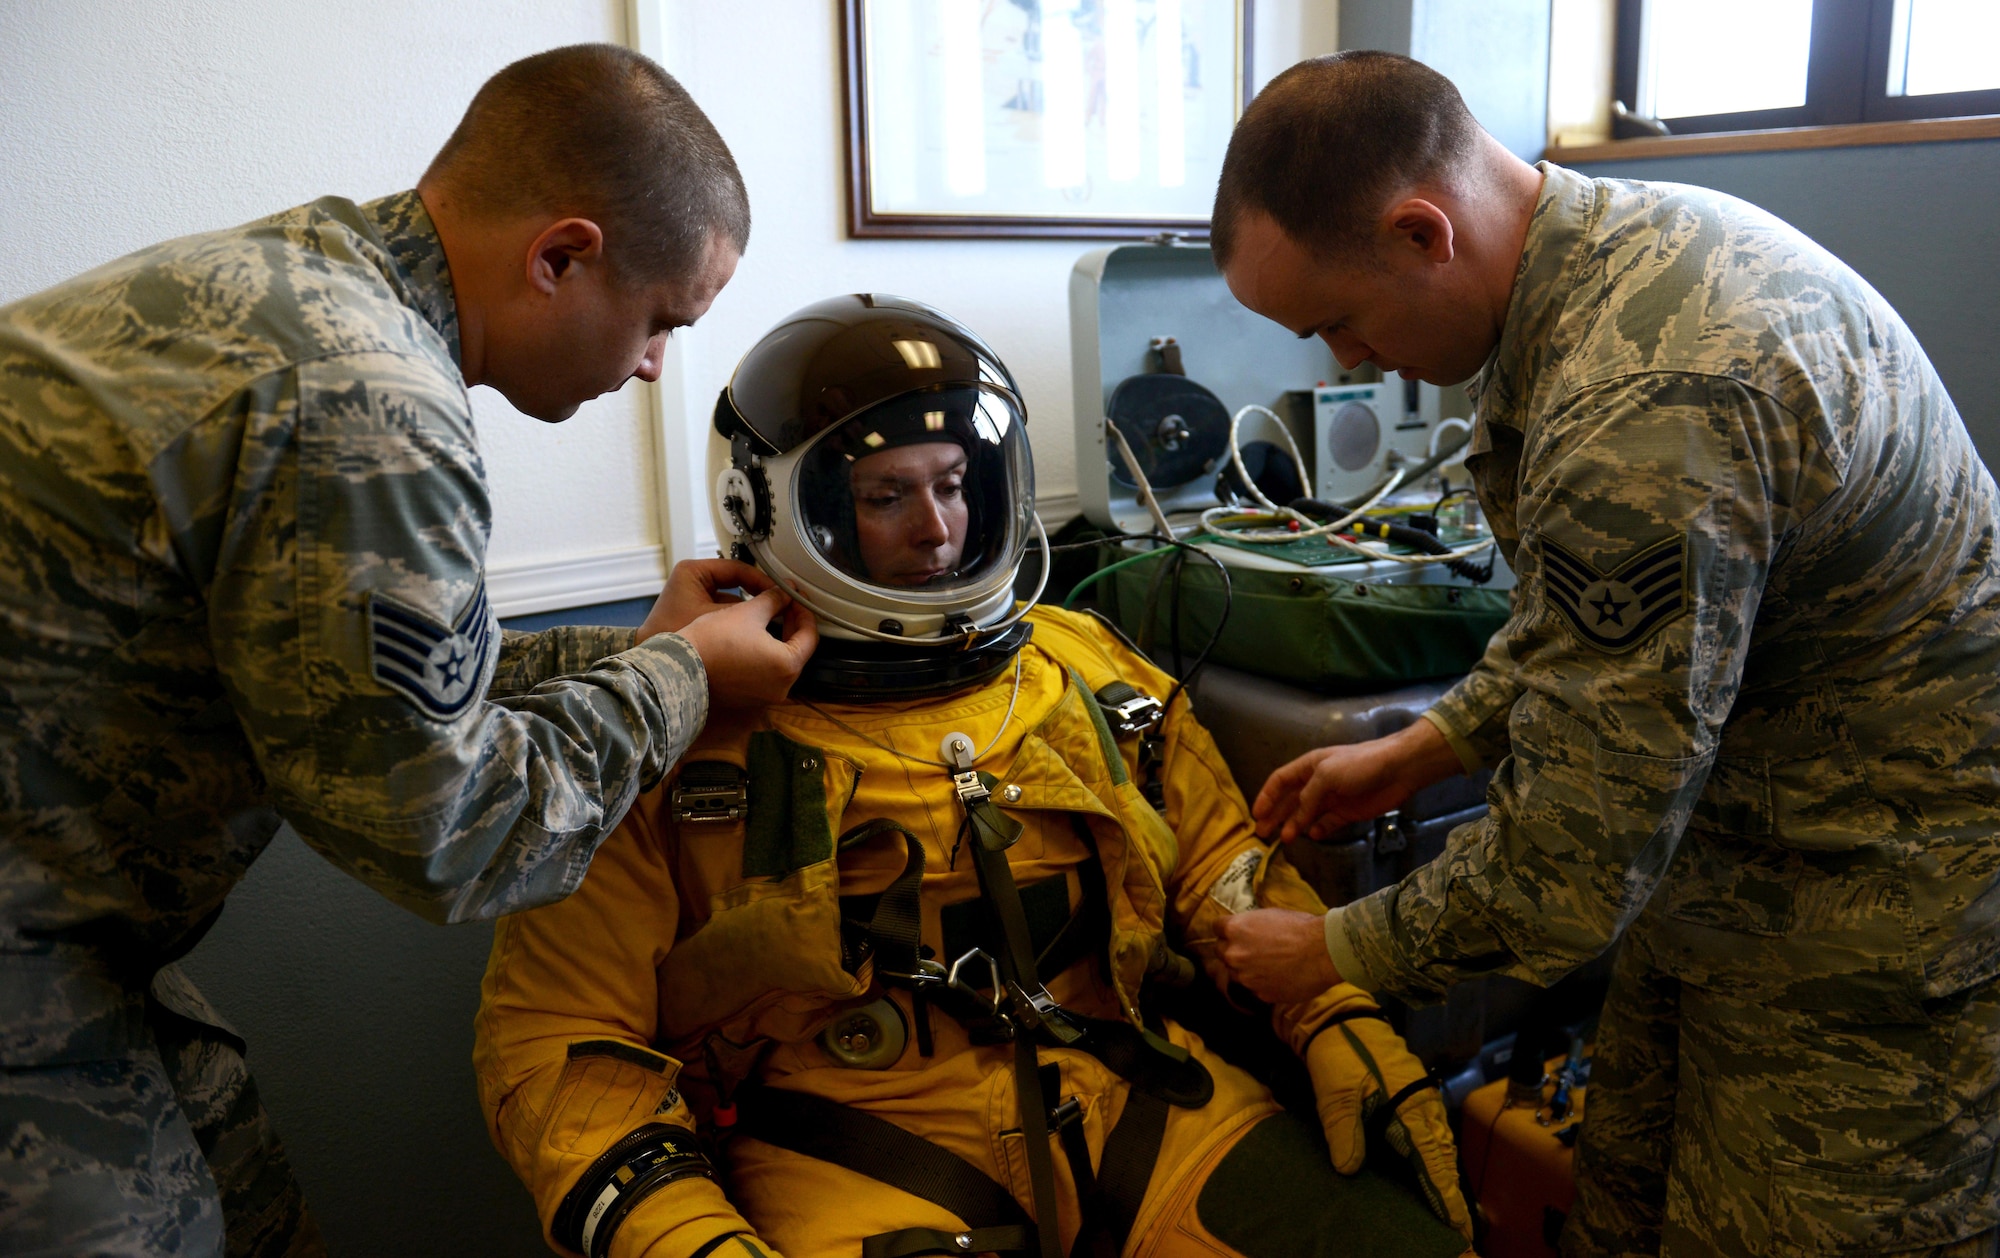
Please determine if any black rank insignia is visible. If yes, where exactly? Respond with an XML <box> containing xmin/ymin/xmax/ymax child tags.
<box><xmin>1541</xmin><ymin>534</ymin><xmax>1687</xmax><ymax>653</ymax></box>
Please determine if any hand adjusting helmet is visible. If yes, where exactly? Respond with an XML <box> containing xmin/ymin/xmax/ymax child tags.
<box><xmin>711</xmin><ymin>295</ymin><xmax>1047</xmax><ymax>701</ymax></box>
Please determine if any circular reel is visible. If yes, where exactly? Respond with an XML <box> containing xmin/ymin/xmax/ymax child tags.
<box><xmin>1105</xmin><ymin>373</ymin><xmax>1231</xmax><ymax>491</ymax></box>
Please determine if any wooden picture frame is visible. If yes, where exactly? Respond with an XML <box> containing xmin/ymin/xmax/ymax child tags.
<box><xmin>841</xmin><ymin>0</ymin><xmax>1253</xmax><ymax>239</ymax></box>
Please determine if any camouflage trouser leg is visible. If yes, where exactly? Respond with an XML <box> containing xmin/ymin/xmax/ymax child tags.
<box><xmin>0</xmin><ymin>974</ymin><xmax>225</xmax><ymax>1258</ymax></box>
<box><xmin>1563</xmin><ymin>927</ymin><xmax>1682</xmax><ymax>1258</ymax></box>
<box><xmin>0</xmin><ymin>962</ymin><xmax>323</xmax><ymax>1258</ymax></box>
<box><xmin>1565</xmin><ymin>916</ymin><xmax>2000</xmax><ymax>1257</ymax></box>
<box><xmin>148</xmin><ymin>965</ymin><xmax>326</xmax><ymax>1258</ymax></box>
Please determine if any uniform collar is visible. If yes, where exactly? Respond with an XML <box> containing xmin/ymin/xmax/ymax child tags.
<box><xmin>361</xmin><ymin>189</ymin><xmax>461</xmax><ymax>366</ymax></box>
<box><xmin>1467</xmin><ymin>162</ymin><xmax>1597</xmax><ymax>431</ymax></box>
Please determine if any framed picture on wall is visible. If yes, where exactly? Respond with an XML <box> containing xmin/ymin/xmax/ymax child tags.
<box><xmin>841</xmin><ymin>0</ymin><xmax>1253</xmax><ymax>239</ymax></box>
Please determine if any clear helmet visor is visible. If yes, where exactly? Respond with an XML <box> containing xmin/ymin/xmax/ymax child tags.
<box><xmin>794</xmin><ymin>384</ymin><xmax>1032</xmax><ymax>596</ymax></box>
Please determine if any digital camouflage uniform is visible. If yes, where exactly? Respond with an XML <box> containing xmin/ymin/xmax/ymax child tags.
<box><xmin>1321</xmin><ymin>162</ymin><xmax>2000</xmax><ymax>1256</ymax></box>
<box><xmin>0</xmin><ymin>191</ymin><xmax>710</xmax><ymax>1257</ymax></box>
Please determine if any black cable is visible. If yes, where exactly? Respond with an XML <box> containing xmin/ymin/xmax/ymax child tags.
<box><xmin>1432</xmin><ymin>485</ymin><xmax>1472</xmax><ymax>514</ymax></box>
<box><xmin>1054</xmin><ymin>533</ymin><xmax>1233</xmax><ymax>720</ymax></box>
<box><xmin>1156</xmin><ymin>541</ymin><xmax>1231</xmax><ymax>720</ymax></box>
<box><xmin>1285</xmin><ymin>508</ymin><xmax>1496</xmax><ymax>586</ymax></box>
<box><xmin>1135</xmin><ymin>539</ymin><xmax>1179</xmax><ymax>657</ymax></box>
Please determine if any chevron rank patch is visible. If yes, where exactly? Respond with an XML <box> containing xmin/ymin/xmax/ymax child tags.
<box><xmin>1541</xmin><ymin>534</ymin><xmax>1688</xmax><ymax>654</ymax></box>
<box><xmin>367</xmin><ymin>585</ymin><xmax>493</xmax><ymax>719</ymax></box>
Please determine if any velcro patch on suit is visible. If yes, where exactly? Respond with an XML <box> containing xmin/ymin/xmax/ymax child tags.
<box><xmin>367</xmin><ymin>585</ymin><xmax>492</xmax><ymax>719</ymax></box>
<box><xmin>1541</xmin><ymin>534</ymin><xmax>1687</xmax><ymax>653</ymax></box>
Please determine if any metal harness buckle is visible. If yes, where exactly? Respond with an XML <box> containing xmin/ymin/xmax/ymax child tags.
<box><xmin>670</xmin><ymin>763</ymin><xmax>748</xmax><ymax>824</ymax></box>
<box><xmin>1105</xmin><ymin>693</ymin><xmax>1165</xmax><ymax>737</ymax></box>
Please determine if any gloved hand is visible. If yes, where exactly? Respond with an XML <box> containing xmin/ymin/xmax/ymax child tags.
<box><xmin>1299</xmin><ymin>990</ymin><xmax>1474</xmax><ymax>1243</ymax></box>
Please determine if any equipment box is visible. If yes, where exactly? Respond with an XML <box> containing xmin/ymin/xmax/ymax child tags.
<box><xmin>1068</xmin><ymin>240</ymin><xmax>1512</xmax><ymax>694</ymax></box>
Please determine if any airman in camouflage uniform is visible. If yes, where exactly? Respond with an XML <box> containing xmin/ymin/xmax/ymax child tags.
<box><xmin>0</xmin><ymin>191</ymin><xmax>721</xmax><ymax>1254</ymax></box>
<box><xmin>0</xmin><ymin>42</ymin><xmax>813</xmax><ymax>1256</ymax></box>
<box><xmin>1211</xmin><ymin>52</ymin><xmax>2000</xmax><ymax>1258</ymax></box>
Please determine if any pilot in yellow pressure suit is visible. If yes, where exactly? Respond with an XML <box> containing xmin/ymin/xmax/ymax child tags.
<box><xmin>473</xmin><ymin>297</ymin><xmax>1474</xmax><ymax>1258</ymax></box>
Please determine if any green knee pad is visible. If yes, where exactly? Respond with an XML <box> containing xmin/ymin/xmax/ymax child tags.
<box><xmin>1195</xmin><ymin>1113</ymin><xmax>1464</xmax><ymax>1258</ymax></box>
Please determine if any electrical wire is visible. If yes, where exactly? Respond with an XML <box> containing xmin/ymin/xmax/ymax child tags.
<box><xmin>1428</xmin><ymin>416</ymin><xmax>1472</xmax><ymax>462</ymax></box>
<box><xmin>1062</xmin><ymin>545</ymin><xmax>1176</xmax><ymax>609</ymax></box>
<box><xmin>1059</xmin><ymin>532</ymin><xmax>1233</xmax><ymax>719</ymax></box>
<box><xmin>1200</xmin><ymin>404</ymin><xmax>1497</xmax><ymax>568</ymax></box>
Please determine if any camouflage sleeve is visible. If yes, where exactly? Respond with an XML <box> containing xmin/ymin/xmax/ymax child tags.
<box><xmin>209</xmin><ymin>351</ymin><xmax>709</xmax><ymax>924</ymax></box>
<box><xmin>490</xmin><ymin>625</ymin><xmax>641</xmax><ymax>699</ymax></box>
<box><xmin>1333</xmin><ymin>373</ymin><xmax>1821</xmax><ymax>1001</ymax></box>
<box><xmin>1422</xmin><ymin>623</ymin><xmax>1524</xmax><ymax>772</ymax></box>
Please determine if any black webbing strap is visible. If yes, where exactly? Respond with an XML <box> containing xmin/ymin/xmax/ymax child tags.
<box><xmin>838</xmin><ymin>819</ymin><xmax>926</xmax><ymax>978</ymax></box>
<box><xmin>1047</xmin><ymin>1063</ymin><xmax>1096</xmax><ymax>1211</ymax></box>
<box><xmin>731</xmin><ymin>1084</ymin><xmax>1031</xmax><ymax>1234</ymax></box>
<box><xmin>1063</xmin><ymin>1013</ymin><xmax>1213</xmax><ymax>1108</ymax></box>
<box><xmin>863</xmin><ymin>1227</ymin><xmax>1035</xmax><ymax>1258</ymax></box>
<box><xmin>1383</xmin><ymin>1072</ymin><xmax>1447</xmax><ymax>1115</ymax></box>
<box><xmin>1298</xmin><ymin>1007</ymin><xmax>1393</xmax><ymax>1057</ymax></box>
<box><xmin>1070</xmin><ymin>1087</ymin><xmax>1170</xmax><ymax>1258</ymax></box>
<box><xmin>962</xmin><ymin>803</ymin><xmax>1073</xmax><ymax>1258</ymax></box>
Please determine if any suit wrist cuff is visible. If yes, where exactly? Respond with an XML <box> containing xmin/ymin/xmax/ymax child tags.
<box><xmin>1322</xmin><ymin>906</ymin><xmax>1379</xmax><ymax>994</ymax></box>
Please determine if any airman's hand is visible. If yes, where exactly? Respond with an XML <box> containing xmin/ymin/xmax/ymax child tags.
<box><xmin>673</xmin><ymin>587</ymin><xmax>818</xmax><ymax>708</ymax></box>
<box><xmin>1251</xmin><ymin>719</ymin><xmax>1461</xmax><ymax>842</ymax></box>
<box><xmin>641</xmin><ymin>560</ymin><xmax>818</xmax><ymax>707</ymax></box>
<box><xmin>1215</xmin><ymin>908</ymin><xmax>1341</xmax><ymax>1004</ymax></box>
<box><xmin>634</xmin><ymin>559</ymin><xmax>777</xmax><ymax>644</ymax></box>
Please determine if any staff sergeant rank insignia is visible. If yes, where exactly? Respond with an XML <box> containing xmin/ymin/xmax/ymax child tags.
<box><xmin>1540</xmin><ymin>534</ymin><xmax>1687</xmax><ymax>653</ymax></box>
<box><xmin>368</xmin><ymin>585</ymin><xmax>494</xmax><ymax>719</ymax></box>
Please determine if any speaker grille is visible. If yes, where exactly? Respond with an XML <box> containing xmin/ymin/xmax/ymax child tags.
<box><xmin>1326</xmin><ymin>401</ymin><xmax>1381</xmax><ymax>472</ymax></box>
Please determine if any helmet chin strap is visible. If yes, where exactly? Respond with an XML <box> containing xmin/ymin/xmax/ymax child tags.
<box><xmin>778</xmin><ymin>514</ymin><xmax>1051</xmax><ymax>647</ymax></box>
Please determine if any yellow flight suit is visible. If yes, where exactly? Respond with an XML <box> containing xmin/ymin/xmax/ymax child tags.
<box><xmin>475</xmin><ymin>607</ymin><xmax>1465</xmax><ymax>1258</ymax></box>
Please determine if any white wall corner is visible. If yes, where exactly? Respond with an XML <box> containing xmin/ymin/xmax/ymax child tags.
<box><xmin>627</xmin><ymin>0</ymin><xmax>718</xmax><ymax>568</ymax></box>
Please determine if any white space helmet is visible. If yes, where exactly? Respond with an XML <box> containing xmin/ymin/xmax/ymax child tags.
<box><xmin>710</xmin><ymin>295</ymin><xmax>1046</xmax><ymax>699</ymax></box>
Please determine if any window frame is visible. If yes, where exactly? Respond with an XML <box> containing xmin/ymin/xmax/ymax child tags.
<box><xmin>1612</xmin><ymin>0</ymin><xmax>2000</xmax><ymax>139</ymax></box>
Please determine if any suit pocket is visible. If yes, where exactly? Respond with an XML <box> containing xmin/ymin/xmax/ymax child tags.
<box><xmin>543</xmin><ymin>1041</ymin><xmax>679</xmax><ymax>1157</ymax></box>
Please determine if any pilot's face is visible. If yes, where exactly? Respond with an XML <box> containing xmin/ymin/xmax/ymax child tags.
<box><xmin>849</xmin><ymin>442</ymin><xmax>969</xmax><ymax>586</ymax></box>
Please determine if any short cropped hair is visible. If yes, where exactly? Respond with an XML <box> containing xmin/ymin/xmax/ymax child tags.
<box><xmin>424</xmin><ymin>44</ymin><xmax>749</xmax><ymax>284</ymax></box>
<box><xmin>1212</xmin><ymin>52</ymin><xmax>1481</xmax><ymax>267</ymax></box>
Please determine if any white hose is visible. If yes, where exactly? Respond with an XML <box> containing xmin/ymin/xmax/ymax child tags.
<box><xmin>1429</xmin><ymin>416</ymin><xmax>1472</xmax><ymax>463</ymax></box>
<box><xmin>1200</xmin><ymin>404</ymin><xmax>1496</xmax><ymax>567</ymax></box>
<box><xmin>1102</xmin><ymin>418</ymin><xmax>1176</xmax><ymax>539</ymax></box>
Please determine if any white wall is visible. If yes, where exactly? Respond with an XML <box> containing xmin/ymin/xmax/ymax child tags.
<box><xmin>644</xmin><ymin>3</ymin><xmax>1099</xmax><ymax>562</ymax></box>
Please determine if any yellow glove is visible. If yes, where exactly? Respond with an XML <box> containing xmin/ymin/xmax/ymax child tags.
<box><xmin>1301</xmin><ymin>1000</ymin><xmax>1474</xmax><ymax>1243</ymax></box>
